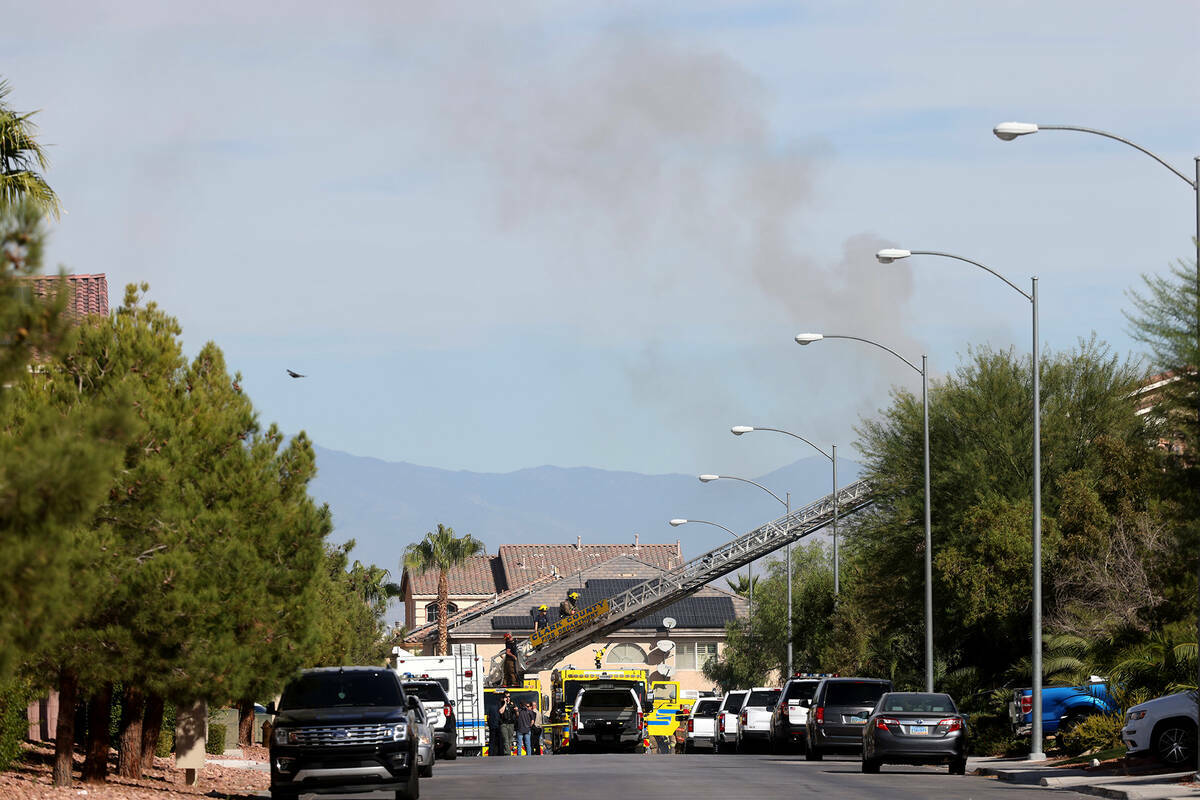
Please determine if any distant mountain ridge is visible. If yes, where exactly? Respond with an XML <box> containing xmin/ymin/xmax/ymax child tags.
<box><xmin>308</xmin><ymin>445</ymin><xmax>862</xmax><ymax>576</ymax></box>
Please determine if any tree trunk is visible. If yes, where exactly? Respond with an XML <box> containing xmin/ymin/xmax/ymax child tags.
<box><xmin>116</xmin><ymin>685</ymin><xmax>145</xmax><ymax>778</ymax></box>
<box><xmin>237</xmin><ymin>698</ymin><xmax>255</xmax><ymax>747</ymax></box>
<box><xmin>53</xmin><ymin>669</ymin><xmax>78</xmax><ymax>788</ymax></box>
<box><xmin>82</xmin><ymin>683</ymin><xmax>113</xmax><ymax>784</ymax></box>
<box><xmin>437</xmin><ymin>569</ymin><xmax>449</xmax><ymax>656</ymax></box>
<box><xmin>140</xmin><ymin>693</ymin><xmax>165</xmax><ymax>772</ymax></box>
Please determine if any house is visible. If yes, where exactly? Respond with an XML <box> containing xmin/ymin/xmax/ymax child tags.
<box><xmin>400</xmin><ymin>537</ymin><xmax>747</xmax><ymax>693</ymax></box>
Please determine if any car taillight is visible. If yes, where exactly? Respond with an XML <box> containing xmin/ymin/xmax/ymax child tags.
<box><xmin>1019</xmin><ymin>695</ymin><xmax>1032</xmax><ymax>714</ymax></box>
<box><xmin>740</xmin><ymin>711</ymin><xmax>747</xmax><ymax>726</ymax></box>
<box><xmin>637</xmin><ymin>711</ymin><xmax>643</xmax><ymax>730</ymax></box>
<box><xmin>780</xmin><ymin>706</ymin><xmax>789</xmax><ymax>719</ymax></box>
<box><xmin>876</xmin><ymin>717</ymin><xmax>898</xmax><ymax>731</ymax></box>
<box><xmin>938</xmin><ymin>718</ymin><xmax>963</xmax><ymax>732</ymax></box>
<box><xmin>719</xmin><ymin>715</ymin><xmax>725</xmax><ymax>732</ymax></box>
<box><xmin>443</xmin><ymin>705</ymin><xmax>451</xmax><ymax>718</ymax></box>
<box><xmin>687</xmin><ymin>719</ymin><xmax>694</xmax><ymax>732</ymax></box>
<box><xmin>573</xmin><ymin>712</ymin><xmax>581</xmax><ymax>731</ymax></box>
<box><xmin>814</xmin><ymin>706</ymin><xmax>824</xmax><ymax>724</ymax></box>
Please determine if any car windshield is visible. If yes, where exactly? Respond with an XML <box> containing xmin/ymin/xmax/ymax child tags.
<box><xmin>403</xmin><ymin>683</ymin><xmax>449</xmax><ymax>702</ymax></box>
<box><xmin>783</xmin><ymin>682</ymin><xmax>818</xmax><ymax>702</ymax></box>
<box><xmin>747</xmin><ymin>690</ymin><xmax>780</xmax><ymax>708</ymax></box>
<box><xmin>279</xmin><ymin>671</ymin><xmax>403</xmax><ymax>710</ymax></box>
<box><xmin>579</xmin><ymin>690</ymin><xmax>635</xmax><ymax>710</ymax></box>
<box><xmin>878</xmin><ymin>693</ymin><xmax>956</xmax><ymax>714</ymax></box>
<box><xmin>722</xmin><ymin>692</ymin><xmax>746</xmax><ymax>711</ymax></box>
<box><xmin>693</xmin><ymin>699</ymin><xmax>721</xmax><ymax>716</ymax></box>
<box><xmin>824</xmin><ymin>682</ymin><xmax>889</xmax><ymax>707</ymax></box>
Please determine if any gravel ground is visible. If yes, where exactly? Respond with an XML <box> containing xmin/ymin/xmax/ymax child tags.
<box><xmin>1</xmin><ymin>742</ymin><xmax>269</xmax><ymax>799</ymax></box>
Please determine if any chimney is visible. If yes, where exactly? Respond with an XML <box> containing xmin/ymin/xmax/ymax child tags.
<box><xmin>634</xmin><ymin>532</ymin><xmax>639</xmax><ymax>552</ymax></box>
<box><xmin>576</xmin><ymin>535</ymin><xmax>582</xmax><ymax>551</ymax></box>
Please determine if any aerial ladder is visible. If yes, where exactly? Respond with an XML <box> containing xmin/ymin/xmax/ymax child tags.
<box><xmin>486</xmin><ymin>478</ymin><xmax>873</xmax><ymax>685</ymax></box>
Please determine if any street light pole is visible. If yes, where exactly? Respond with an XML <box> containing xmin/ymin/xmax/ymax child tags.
<box><xmin>697</xmin><ymin>474</ymin><xmax>787</xmax><ymax>646</ymax></box>
<box><xmin>795</xmin><ymin>332</ymin><xmax>932</xmax><ymax>692</ymax></box>
<box><xmin>994</xmin><ymin>125</ymin><xmax>1200</xmax><ymax>772</ymax></box>
<box><xmin>730</xmin><ymin>426</ymin><xmax>836</xmax><ymax>675</ymax></box>
<box><xmin>877</xmin><ymin>248</ymin><xmax>1041</xmax><ymax>756</ymax></box>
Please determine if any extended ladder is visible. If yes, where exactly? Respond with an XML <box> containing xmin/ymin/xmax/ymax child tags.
<box><xmin>486</xmin><ymin>478</ymin><xmax>873</xmax><ymax>684</ymax></box>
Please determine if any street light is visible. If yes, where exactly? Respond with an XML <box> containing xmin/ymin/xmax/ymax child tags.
<box><xmin>669</xmin><ymin>518</ymin><xmax>754</xmax><ymax>630</ymax></box>
<box><xmin>730</xmin><ymin>426</ymin><xmax>836</xmax><ymax>677</ymax></box>
<box><xmin>994</xmin><ymin>124</ymin><xmax>1200</xmax><ymax>771</ymax></box>
<box><xmin>696</xmin><ymin>474</ymin><xmax>788</xmax><ymax>635</ymax></box>
<box><xmin>796</xmin><ymin>330</ymin><xmax>932</xmax><ymax>694</ymax></box>
<box><xmin>877</xmin><ymin>247</ymin><xmax>1041</xmax><ymax>758</ymax></box>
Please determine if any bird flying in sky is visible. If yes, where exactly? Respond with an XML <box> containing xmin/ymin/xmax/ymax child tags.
<box><xmin>286</xmin><ymin>369</ymin><xmax>305</xmax><ymax>378</ymax></box>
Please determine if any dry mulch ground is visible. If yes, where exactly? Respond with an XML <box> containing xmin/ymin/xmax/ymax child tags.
<box><xmin>1</xmin><ymin>742</ymin><xmax>269</xmax><ymax>799</ymax></box>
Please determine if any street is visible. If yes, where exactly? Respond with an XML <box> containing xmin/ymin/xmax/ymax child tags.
<box><xmin>416</xmin><ymin>753</ymin><xmax>1089</xmax><ymax>800</ymax></box>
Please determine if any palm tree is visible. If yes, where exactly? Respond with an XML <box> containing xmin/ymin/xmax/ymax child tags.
<box><xmin>403</xmin><ymin>524</ymin><xmax>486</xmax><ymax>656</ymax></box>
<box><xmin>349</xmin><ymin>560</ymin><xmax>402</xmax><ymax>619</ymax></box>
<box><xmin>0</xmin><ymin>80</ymin><xmax>59</xmax><ymax>217</ymax></box>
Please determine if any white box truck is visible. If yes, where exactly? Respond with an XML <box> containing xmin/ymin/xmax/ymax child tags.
<box><xmin>393</xmin><ymin>643</ymin><xmax>486</xmax><ymax>757</ymax></box>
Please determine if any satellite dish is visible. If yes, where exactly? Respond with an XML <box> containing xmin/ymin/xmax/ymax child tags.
<box><xmin>659</xmin><ymin>665</ymin><xmax>674</xmax><ymax>678</ymax></box>
<box><xmin>656</xmin><ymin>640</ymin><xmax>674</xmax><ymax>653</ymax></box>
<box><xmin>662</xmin><ymin>617</ymin><xmax>677</xmax><ymax>630</ymax></box>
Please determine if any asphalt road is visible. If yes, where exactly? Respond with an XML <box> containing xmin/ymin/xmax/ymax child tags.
<box><xmin>414</xmin><ymin>752</ymin><xmax>1088</xmax><ymax>800</ymax></box>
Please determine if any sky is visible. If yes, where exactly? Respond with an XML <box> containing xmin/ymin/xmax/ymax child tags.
<box><xmin>6</xmin><ymin>0</ymin><xmax>1199</xmax><ymax>478</ymax></box>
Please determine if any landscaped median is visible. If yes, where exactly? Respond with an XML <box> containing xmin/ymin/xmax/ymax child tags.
<box><xmin>970</xmin><ymin>755</ymin><xmax>1200</xmax><ymax>799</ymax></box>
<box><xmin>0</xmin><ymin>741</ymin><xmax>269</xmax><ymax>800</ymax></box>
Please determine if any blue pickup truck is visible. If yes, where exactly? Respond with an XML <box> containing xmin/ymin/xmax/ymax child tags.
<box><xmin>1009</xmin><ymin>680</ymin><xmax>1117</xmax><ymax>740</ymax></box>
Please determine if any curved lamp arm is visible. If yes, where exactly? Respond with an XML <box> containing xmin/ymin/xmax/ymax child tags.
<box><xmin>801</xmin><ymin>333</ymin><xmax>924</xmax><ymax>376</ymax></box>
<box><xmin>698</xmin><ymin>474</ymin><xmax>786</xmax><ymax>507</ymax></box>
<box><xmin>668</xmin><ymin>518</ymin><xmax>739</xmax><ymax>538</ymax></box>
<box><xmin>732</xmin><ymin>426</ymin><xmax>831</xmax><ymax>462</ymax></box>
<box><xmin>906</xmin><ymin>250</ymin><xmax>1031</xmax><ymax>301</ymax></box>
<box><xmin>998</xmin><ymin>122</ymin><xmax>1195</xmax><ymax>189</ymax></box>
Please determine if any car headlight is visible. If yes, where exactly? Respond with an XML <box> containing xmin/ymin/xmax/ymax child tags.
<box><xmin>389</xmin><ymin>723</ymin><xmax>409</xmax><ymax>741</ymax></box>
<box><xmin>1127</xmin><ymin>710</ymin><xmax>1146</xmax><ymax>721</ymax></box>
<box><xmin>273</xmin><ymin>727</ymin><xmax>298</xmax><ymax>745</ymax></box>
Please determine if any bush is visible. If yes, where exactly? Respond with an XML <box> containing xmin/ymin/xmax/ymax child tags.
<box><xmin>0</xmin><ymin>678</ymin><xmax>33</xmax><ymax>771</ymax></box>
<box><xmin>206</xmin><ymin>723</ymin><xmax>226</xmax><ymax>755</ymax></box>
<box><xmin>968</xmin><ymin>712</ymin><xmax>1027</xmax><ymax>757</ymax></box>
<box><xmin>1058</xmin><ymin>713</ymin><xmax>1124</xmax><ymax>756</ymax></box>
<box><xmin>156</xmin><ymin>703</ymin><xmax>177</xmax><ymax>759</ymax></box>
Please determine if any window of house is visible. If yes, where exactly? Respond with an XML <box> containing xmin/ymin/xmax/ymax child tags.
<box><xmin>676</xmin><ymin>642</ymin><xmax>718</xmax><ymax>670</ymax></box>
<box><xmin>424</xmin><ymin>602</ymin><xmax>458</xmax><ymax>623</ymax></box>
<box><xmin>606</xmin><ymin>643</ymin><xmax>646</xmax><ymax>664</ymax></box>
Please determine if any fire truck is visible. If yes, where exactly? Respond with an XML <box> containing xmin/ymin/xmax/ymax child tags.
<box><xmin>548</xmin><ymin>668</ymin><xmax>684</xmax><ymax>752</ymax></box>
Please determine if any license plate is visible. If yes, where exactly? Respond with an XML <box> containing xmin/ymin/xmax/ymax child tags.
<box><xmin>849</xmin><ymin>718</ymin><xmax>866</xmax><ymax>725</ymax></box>
<box><xmin>909</xmin><ymin>725</ymin><xmax>928</xmax><ymax>735</ymax></box>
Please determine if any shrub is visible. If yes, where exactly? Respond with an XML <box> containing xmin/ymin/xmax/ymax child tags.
<box><xmin>968</xmin><ymin>712</ymin><xmax>1027</xmax><ymax>757</ymax></box>
<box><xmin>1058</xmin><ymin>713</ymin><xmax>1124</xmax><ymax>756</ymax></box>
<box><xmin>156</xmin><ymin>703</ymin><xmax>177</xmax><ymax>759</ymax></box>
<box><xmin>0</xmin><ymin>678</ymin><xmax>33</xmax><ymax>771</ymax></box>
<box><xmin>206</xmin><ymin>723</ymin><xmax>226</xmax><ymax>755</ymax></box>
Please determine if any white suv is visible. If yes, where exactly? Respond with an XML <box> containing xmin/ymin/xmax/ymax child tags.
<box><xmin>736</xmin><ymin>687</ymin><xmax>782</xmax><ymax>754</ymax></box>
<box><xmin>1121</xmin><ymin>691</ymin><xmax>1198</xmax><ymax>766</ymax></box>
<box><xmin>715</xmin><ymin>691</ymin><xmax>746</xmax><ymax>754</ymax></box>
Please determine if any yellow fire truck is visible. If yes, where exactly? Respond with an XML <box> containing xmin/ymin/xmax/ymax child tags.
<box><xmin>549</xmin><ymin>668</ymin><xmax>684</xmax><ymax>752</ymax></box>
<box><xmin>482</xmin><ymin>678</ymin><xmax>545</xmax><ymax>756</ymax></box>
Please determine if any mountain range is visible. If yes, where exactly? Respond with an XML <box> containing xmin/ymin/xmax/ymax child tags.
<box><xmin>308</xmin><ymin>445</ymin><xmax>863</xmax><ymax>578</ymax></box>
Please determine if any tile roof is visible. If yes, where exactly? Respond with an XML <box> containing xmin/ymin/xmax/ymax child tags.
<box><xmin>491</xmin><ymin>578</ymin><xmax>737</xmax><ymax>632</ymax></box>
<box><xmin>24</xmin><ymin>274</ymin><xmax>109</xmax><ymax>318</ymax></box>
<box><xmin>406</xmin><ymin>555</ymin><xmax>500</xmax><ymax>596</ymax></box>
<box><xmin>498</xmin><ymin>541</ymin><xmax>682</xmax><ymax>589</ymax></box>
<box><xmin>406</xmin><ymin>572</ymin><xmax>564</xmax><ymax>641</ymax></box>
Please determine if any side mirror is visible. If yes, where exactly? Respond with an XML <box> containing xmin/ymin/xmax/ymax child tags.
<box><xmin>266</xmin><ymin>701</ymin><xmax>277</xmax><ymax>715</ymax></box>
<box><xmin>449</xmin><ymin>699</ymin><xmax>456</xmax><ymax>706</ymax></box>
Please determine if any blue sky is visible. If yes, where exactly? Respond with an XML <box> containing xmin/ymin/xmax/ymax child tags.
<box><xmin>7</xmin><ymin>0</ymin><xmax>1199</xmax><ymax>477</ymax></box>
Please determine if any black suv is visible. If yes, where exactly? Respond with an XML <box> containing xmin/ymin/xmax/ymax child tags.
<box><xmin>804</xmin><ymin>677</ymin><xmax>893</xmax><ymax>760</ymax></box>
<box><xmin>269</xmin><ymin>666</ymin><xmax>421</xmax><ymax>800</ymax></box>
<box><xmin>402</xmin><ymin>680</ymin><xmax>457</xmax><ymax>760</ymax></box>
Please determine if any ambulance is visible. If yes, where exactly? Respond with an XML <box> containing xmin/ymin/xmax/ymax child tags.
<box><xmin>391</xmin><ymin>643</ymin><xmax>486</xmax><ymax>757</ymax></box>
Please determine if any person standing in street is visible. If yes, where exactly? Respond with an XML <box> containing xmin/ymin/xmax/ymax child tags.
<box><xmin>499</xmin><ymin>691</ymin><xmax>517</xmax><ymax>756</ymax></box>
<box><xmin>516</xmin><ymin>701</ymin><xmax>536</xmax><ymax>756</ymax></box>
<box><xmin>486</xmin><ymin>697</ymin><xmax>503</xmax><ymax>757</ymax></box>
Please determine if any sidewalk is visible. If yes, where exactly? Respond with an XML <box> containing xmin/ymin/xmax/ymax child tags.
<box><xmin>970</xmin><ymin>757</ymin><xmax>1200</xmax><ymax>799</ymax></box>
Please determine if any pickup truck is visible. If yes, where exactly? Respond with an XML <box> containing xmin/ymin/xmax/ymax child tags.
<box><xmin>570</xmin><ymin>687</ymin><xmax>646</xmax><ymax>753</ymax></box>
<box><xmin>684</xmin><ymin>697</ymin><xmax>722</xmax><ymax>752</ymax></box>
<box><xmin>1009</xmin><ymin>680</ymin><xmax>1117</xmax><ymax>741</ymax></box>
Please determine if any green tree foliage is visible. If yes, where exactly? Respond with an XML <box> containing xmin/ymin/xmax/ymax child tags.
<box><xmin>0</xmin><ymin>79</ymin><xmax>59</xmax><ymax>217</ymax></box>
<box><xmin>309</xmin><ymin>542</ymin><xmax>394</xmax><ymax>666</ymax></box>
<box><xmin>403</xmin><ymin>524</ymin><xmax>486</xmax><ymax>655</ymax></box>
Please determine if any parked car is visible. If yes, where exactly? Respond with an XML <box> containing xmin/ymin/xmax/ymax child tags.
<box><xmin>411</xmin><ymin>697</ymin><xmax>436</xmax><ymax>778</ymax></box>
<box><xmin>714</xmin><ymin>691</ymin><xmax>747</xmax><ymax>754</ymax></box>
<box><xmin>736</xmin><ymin>687</ymin><xmax>782</xmax><ymax>753</ymax></box>
<box><xmin>805</xmin><ymin>677</ymin><xmax>893</xmax><ymax>761</ymax></box>
<box><xmin>268</xmin><ymin>666</ymin><xmax>420</xmax><ymax>800</ymax></box>
<box><xmin>769</xmin><ymin>675</ymin><xmax>827</xmax><ymax>754</ymax></box>
<box><xmin>684</xmin><ymin>697</ymin><xmax>723</xmax><ymax>752</ymax></box>
<box><xmin>1008</xmin><ymin>679</ymin><xmax>1116</xmax><ymax>744</ymax></box>
<box><xmin>1121</xmin><ymin>691</ymin><xmax>1199</xmax><ymax>766</ymax></box>
<box><xmin>860</xmin><ymin>692</ymin><xmax>968</xmax><ymax>775</ymax></box>
<box><xmin>403</xmin><ymin>679</ymin><xmax>458</xmax><ymax>760</ymax></box>
<box><xmin>570</xmin><ymin>686</ymin><xmax>645</xmax><ymax>753</ymax></box>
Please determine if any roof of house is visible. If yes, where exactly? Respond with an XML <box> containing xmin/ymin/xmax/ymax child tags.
<box><xmin>24</xmin><ymin>274</ymin><xmax>109</xmax><ymax>318</ymax></box>
<box><xmin>491</xmin><ymin>577</ymin><xmax>737</xmax><ymax>631</ymax></box>
<box><xmin>498</xmin><ymin>541</ymin><xmax>682</xmax><ymax>589</ymax></box>
<box><xmin>406</xmin><ymin>555</ymin><xmax>500</xmax><ymax>596</ymax></box>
